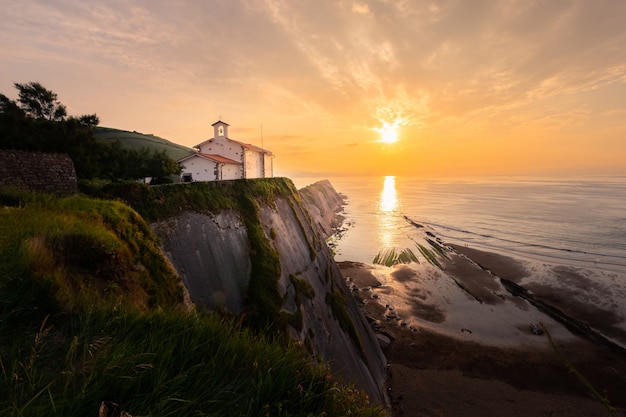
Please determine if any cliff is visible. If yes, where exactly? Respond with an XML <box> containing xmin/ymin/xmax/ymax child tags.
<box><xmin>298</xmin><ymin>179</ymin><xmax>346</xmax><ymax>236</ymax></box>
<box><xmin>116</xmin><ymin>178</ymin><xmax>390</xmax><ymax>404</ymax></box>
<box><xmin>0</xmin><ymin>186</ymin><xmax>385</xmax><ymax>416</ymax></box>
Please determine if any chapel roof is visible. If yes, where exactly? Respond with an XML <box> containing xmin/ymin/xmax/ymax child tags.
<box><xmin>177</xmin><ymin>152</ymin><xmax>240</xmax><ymax>164</ymax></box>
<box><xmin>198</xmin><ymin>153</ymin><xmax>240</xmax><ymax>164</ymax></box>
<box><xmin>229</xmin><ymin>138</ymin><xmax>273</xmax><ymax>156</ymax></box>
<box><xmin>193</xmin><ymin>137</ymin><xmax>273</xmax><ymax>156</ymax></box>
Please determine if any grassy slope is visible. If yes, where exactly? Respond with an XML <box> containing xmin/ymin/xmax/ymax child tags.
<box><xmin>0</xmin><ymin>187</ymin><xmax>384</xmax><ymax>417</ymax></box>
<box><xmin>90</xmin><ymin>178</ymin><xmax>299</xmax><ymax>330</ymax></box>
<box><xmin>93</xmin><ymin>127</ymin><xmax>194</xmax><ymax>161</ymax></box>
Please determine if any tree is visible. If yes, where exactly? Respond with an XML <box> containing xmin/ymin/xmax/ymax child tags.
<box><xmin>0</xmin><ymin>93</ymin><xmax>24</xmax><ymax>116</ymax></box>
<box><xmin>143</xmin><ymin>149</ymin><xmax>180</xmax><ymax>184</ymax></box>
<box><xmin>14</xmin><ymin>82</ymin><xmax>67</xmax><ymax>121</ymax></box>
<box><xmin>72</xmin><ymin>114</ymin><xmax>100</xmax><ymax>126</ymax></box>
<box><xmin>2</xmin><ymin>82</ymin><xmax>181</xmax><ymax>183</ymax></box>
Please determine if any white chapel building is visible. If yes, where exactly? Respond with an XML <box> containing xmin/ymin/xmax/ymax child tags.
<box><xmin>178</xmin><ymin>120</ymin><xmax>273</xmax><ymax>182</ymax></box>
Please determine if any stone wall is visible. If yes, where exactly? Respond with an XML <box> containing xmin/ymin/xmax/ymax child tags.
<box><xmin>0</xmin><ymin>150</ymin><xmax>77</xmax><ymax>195</ymax></box>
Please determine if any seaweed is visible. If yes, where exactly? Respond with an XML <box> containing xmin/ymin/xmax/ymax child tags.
<box><xmin>416</xmin><ymin>244</ymin><xmax>442</xmax><ymax>268</ymax></box>
<box><xmin>373</xmin><ymin>248</ymin><xmax>419</xmax><ymax>267</ymax></box>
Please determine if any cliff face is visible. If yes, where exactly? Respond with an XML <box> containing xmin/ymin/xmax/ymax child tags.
<box><xmin>150</xmin><ymin>179</ymin><xmax>388</xmax><ymax>405</ymax></box>
<box><xmin>152</xmin><ymin>210</ymin><xmax>250</xmax><ymax>313</ymax></box>
<box><xmin>298</xmin><ymin>179</ymin><xmax>346</xmax><ymax>236</ymax></box>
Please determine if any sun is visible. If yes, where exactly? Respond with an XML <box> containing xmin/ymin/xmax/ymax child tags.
<box><xmin>375</xmin><ymin>120</ymin><xmax>401</xmax><ymax>144</ymax></box>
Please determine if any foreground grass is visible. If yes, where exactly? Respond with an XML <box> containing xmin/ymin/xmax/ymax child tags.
<box><xmin>0</xmin><ymin>188</ymin><xmax>384</xmax><ymax>416</ymax></box>
<box><xmin>0</xmin><ymin>189</ymin><xmax>184</xmax><ymax>312</ymax></box>
<box><xmin>1</xmin><ymin>309</ymin><xmax>381</xmax><ymax>417</ymax></box>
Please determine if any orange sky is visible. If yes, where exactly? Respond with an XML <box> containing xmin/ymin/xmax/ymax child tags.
<box><xmin>1</xmin><ymin>1</ymin><xmax>625</xmax><ymax>178</ymax></box>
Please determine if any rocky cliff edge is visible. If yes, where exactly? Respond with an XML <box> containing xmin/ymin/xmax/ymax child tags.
<box><xmin>148</xmin><ymin>179</ymin><xmax>388</xmax><ymax>406</ymax></box>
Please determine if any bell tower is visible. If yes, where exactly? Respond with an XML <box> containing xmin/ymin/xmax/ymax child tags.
<box><xmin>212</xmin><ymin>120</ymin><xmax>229</xmax><ymax>139</ymax></box>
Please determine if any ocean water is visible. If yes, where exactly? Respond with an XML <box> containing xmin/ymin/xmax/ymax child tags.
<box><xmin>293</xmin><ymin>175</ymin><xmax>626</xmax><ymax>346</ymax></box>
<box><xmin>294</xmin><ymin>176</ymin><xmax>626</xmax><ymax>274</ymax></box>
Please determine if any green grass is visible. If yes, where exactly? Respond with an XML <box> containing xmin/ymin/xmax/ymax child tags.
<box><xmin>290</xmin><ymin>275</ymin><xmax>316</xmax><ymax>305</ymax></box>
<box><xmin>0</xmin><ymin>188</ymin><xmax>184</xmax><ymax>313</ymax></box>
<box><xmin>86</xmin><ymin>178</ymin><xmax>301</xmax><ymax>331</ymax></box>
<box><xmin>284</xmin><ymin>275</ymin><xmax>316</xmax><ymax>334</ymax></box>
<box><xmin>326</xmin><ymin>288</ymin><xmax>365</xmax><ymax>362</ymax></box>
<box><xmin>0</xmin><ymin>308</ymin><xmax>382</xmax><ymax>417</ymax></box>
<box><xmin>93</xmin><ymin>126</ymin><xmax>194</xmax><ymax>161</ymax></box>
<box><xmin>83</xmin><ymin>177</ymin><xmax>296</xmax><ymax>223</ymax></box>
<box><xmin>0</xmin><ymin>187</ymin><xmax>385</xmax><ymax>416</ymax></box>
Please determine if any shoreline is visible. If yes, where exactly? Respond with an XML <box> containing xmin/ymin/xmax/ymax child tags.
<box><xmin>448</xmin><ymin>243</ymin><xmax>626</xmax><ymax>356</ymax></box>
<box><xmin>448</xmin><ymin>243</ymin><xmax>626</xmax><ymax>351</ymax></box>
<box><xmin>338</xmin><ymin>242</ymin><xmax>626</xmax><ymax>416</ymax></box>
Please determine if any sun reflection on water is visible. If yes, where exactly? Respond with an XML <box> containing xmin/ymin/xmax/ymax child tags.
<box><xmin>378</xmin><ymin>176</ymin><xmax>399</xmax><ymax>250</ymax></box>
<box><xmin>380</xmin><ymin>176</ymin><xmax>398</xmax><ymax>212</ymax></box>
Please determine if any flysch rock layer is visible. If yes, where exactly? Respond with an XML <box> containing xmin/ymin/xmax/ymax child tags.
<box><xmin>150</xmin><ymin>180</ymin><xmax>389</xmax><ymax>406</ymax></box>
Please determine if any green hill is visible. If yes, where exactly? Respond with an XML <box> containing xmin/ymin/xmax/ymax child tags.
<box><xmin>94</xmin><ymin>127</ymin><xmax>194</xmax><ymax>161</ymax></box>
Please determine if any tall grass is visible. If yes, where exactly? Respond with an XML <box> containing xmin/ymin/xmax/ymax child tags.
<box><xmin>541</xmin><ymin>323</ymin><xmax>616</xmax><ymax>417</ymax></box>
<box><xmin>1</xmin><ymin>188</ymin><xmax>385</xmax><ymax>416</ymax></box>
<box><xmin>1</xmin><ymin>309</ymin><xmax>382</xmax><ymax>416</ymax></box>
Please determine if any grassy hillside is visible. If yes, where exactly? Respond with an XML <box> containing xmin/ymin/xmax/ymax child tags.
<box><xmin>94</xmin><ymin>127</ymin><xmax>194</xmax><ymax>161</ymax></box>
<box><xmin>0</xmin><ymin>187</ymin><xmax>384</xmax><ymax>417</ymax></box>
<box><xmin>87</xmin><ymin>178</ymin><xmax>301</xmax><ymax>331</ymax></box>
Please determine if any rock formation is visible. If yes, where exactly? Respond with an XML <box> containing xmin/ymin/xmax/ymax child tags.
<box><xmin>150</xmin><ymin>179</ymin><xmax>388</xmax><ymax>406</ymax></box>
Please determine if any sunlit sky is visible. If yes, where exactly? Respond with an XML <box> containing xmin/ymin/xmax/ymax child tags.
<box><xmin>2</xmin><ymin>0</ymin><xmax>625</xmax><ymax>178</ymax></box>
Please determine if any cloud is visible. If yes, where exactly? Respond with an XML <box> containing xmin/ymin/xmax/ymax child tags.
<box><xmin>1</xmin><ymin>0</ymin><xmax>625</xmax><ymax>175</ymax></box>
<box><xmin>352</xmin><ymin>3</ymin><xmax>371</xmax><ymax>15</ymax></box>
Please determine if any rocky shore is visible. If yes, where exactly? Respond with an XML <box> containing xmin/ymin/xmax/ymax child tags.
<box><xmin>338</xmin><ymin>244</ymin><xmax>626</xmax><ymax>417</ymax></box>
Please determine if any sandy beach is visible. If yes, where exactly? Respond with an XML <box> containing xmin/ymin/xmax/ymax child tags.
<box><xmin>338</xmin><ymin>244</ymin><xmax>626</xmax><ymax>417</ymax></box>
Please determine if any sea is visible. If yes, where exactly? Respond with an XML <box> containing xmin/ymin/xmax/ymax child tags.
<box><xmin>294</xmin><ymin>175</ymin><xmax>626</xmax><ymax>275</ymax></box>
<box><xmin>292</xmin><ymin>175</ymin><xmax>626</xmax><ymax>346</ymax></box>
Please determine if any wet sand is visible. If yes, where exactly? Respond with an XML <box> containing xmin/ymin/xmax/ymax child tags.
<box><xmin>338</xmin><ymin>248</ymin><xmax>626</xmax><ymax>417</ymax></box>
